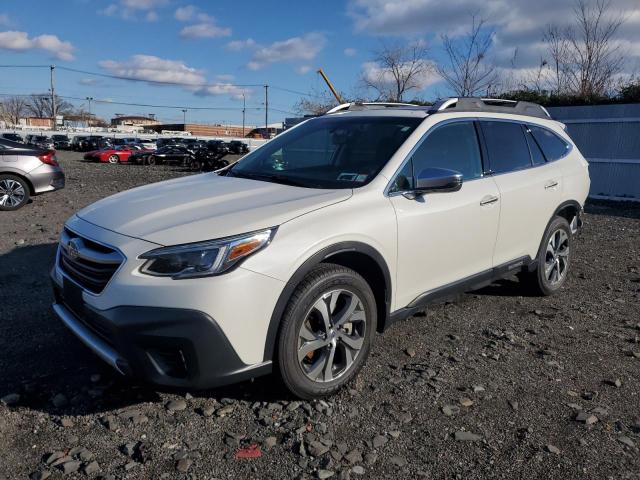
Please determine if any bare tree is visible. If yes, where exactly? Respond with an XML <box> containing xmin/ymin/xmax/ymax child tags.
<box><xmin>0</xmin><ymin>96</ymin><xmax>28</xmax><ymax>126</ymax></box>
<box><xmin>361</xmin><ymin>42</ymin><xmax>432</xmax><ymax>101</ymax></box>
<box><xmin>543</xmin><ymin>0</ymin><xmax>626</xmax><ymax>97</ymax></box>
<box><xmin>437</xmin><ymin>16</ymin><xmax>499</xmax><ymax>96</ymax></box>
<box><xmin>294</xmin><ymin>88</ymin><xmax>346</xmax><ymax>115</ymax></box>
<box><xmin>26</xmin><ymin>94</ymin><xmax>74</xmax><ymax>118</ymax></box>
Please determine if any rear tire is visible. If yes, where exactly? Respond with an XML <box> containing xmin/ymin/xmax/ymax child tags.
<box><xmin>277</xmin><ymin>264</ymin><xmax>376</xmax><ymax>399</ymax></box>
<box><xmin>519</xmin><ymin>216</ymin><xmax>572</xmax><ymax>296</ymax></box>
<box><xmin>107</xmin><ymin>154</ymin><xmax>119</xmax><ymax>164</ymax></box>
<box><xmin>0</xmin><ymin>174</ymin><xmax>30</xmax><ymax>211</ymax></box>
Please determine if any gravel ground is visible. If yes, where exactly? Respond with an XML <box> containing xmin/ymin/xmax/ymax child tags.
<box><xmin>1</xmin><ymin>151</ymin><xmax>639</xmax><ymax>480</ymax></box>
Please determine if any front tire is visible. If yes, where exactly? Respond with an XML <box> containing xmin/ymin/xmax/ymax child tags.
<box><xmin>277</xmin><ymin>264</ymin><xmax>376</xmax><ymax>399</ymax></box>
<box><xmin>107</xmin><ymin>154</ymin><xmax>119</xmax><ymax>164</ymax></box>
<box><xmin>520</xmin><ymin>216</ymin><xmax>572</xmax><ymax>296</ymax></box>
<box><xmin>0</xmin><ymin>175</ymin><xmax>30</xmax><ymax>211</ymax></box>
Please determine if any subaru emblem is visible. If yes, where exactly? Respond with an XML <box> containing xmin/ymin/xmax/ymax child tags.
<box><xmin>67</xmin><ymin>238</ymin><xmax>80</xmax><ymax>260</ymax></box>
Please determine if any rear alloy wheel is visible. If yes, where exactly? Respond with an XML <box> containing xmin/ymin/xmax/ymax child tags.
<box><xmin>0</xmin><ymin>175</ymin><xmax>30</xmax><ymax>211</ymax></box>
<box><xmin>107</xmin><ymin>154</ymin><xmax>119</xmax><ymax>164</ymax></box>
<box><xmin>277</xmin><ymin>264</ymin><xmax>376</xmax><ymax>399</ymax></box>
<box><xmin>519</xmin><ymin>216</ymin><xmax>572</xmax><ymax>295</ymax></box>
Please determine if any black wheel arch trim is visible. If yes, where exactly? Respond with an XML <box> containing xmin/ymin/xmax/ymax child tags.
<box><xmin>262</xmin><ymin>241</ymin><xmax>392</xmax><ymax>362</ymax></box>
<box><xmin>527</xmin><ymin>200</ymin><xmax>582</xmax><ymax>272</ymax></box>
<box><xmin>554</xmin><ymin>199</ymin><xmax>582</xmax><ymax>218</ymax></box>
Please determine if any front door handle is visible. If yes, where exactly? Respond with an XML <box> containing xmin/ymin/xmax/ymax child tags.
<box><xmin>480</xmin><ymin>195</ymin><xmax>499</xmax><ymax>206</ymax></box>
<box><xmin>545</xmin><ymin>180</ymin><xmax>559</xmax><ymax>189</ymax></box>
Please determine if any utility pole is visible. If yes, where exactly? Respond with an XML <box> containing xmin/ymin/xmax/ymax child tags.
<box><xmin>242</xmin><ymin>92</ymin><xmax>246</xmax><ymax>138</ymax></box>
<box><xmin>182</xmin><ymin>109</ymin><xmax>187</xmax><ymax>126</ymax></box>
<box><xmin>86</xmin><ymin>97</ymin><xmax>93</xmax><ymax>133</ymax></box>
<box><xmin>264</xmin><ymin>84</ymin><xmax>269</xmax><ymax>139</ymax></box>
<box><xmin>317</xmin><ymin>68</ymin><xmax>343</xmax><ymax>103</ymax></box>
<box><xmin>50</xmin><ymin>65</ymin><xmax>56</xmax><ymax>130</ymax></box>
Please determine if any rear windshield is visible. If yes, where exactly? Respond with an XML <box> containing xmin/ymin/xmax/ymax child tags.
<box><xmin>227</xmin><ymin>115</ymin><xmax>421</xmax><ymax>189</ymax></box>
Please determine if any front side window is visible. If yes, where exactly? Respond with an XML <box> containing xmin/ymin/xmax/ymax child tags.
<box><xmin>412</xmin><ymin>121</ymin><xmax>483</xmax><ymax>180</ymax></box>
<box><xmin>228</xmin><ymin>116</ymin><xmax>421</xmax><ymax>189</ymax></box>
<box><xmin>529</xmin><ymin>125</ymin><xmax>571</xmax><ymax>161</ymax></box>
<box><xmin>480</xmin><ymin>121</ymin><xmax>532</xmax><ymax>174</ymax></box>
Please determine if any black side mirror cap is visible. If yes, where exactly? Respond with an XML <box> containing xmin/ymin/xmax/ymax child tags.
<box><xmin>403</xmin><ymin>167</ymin><xmax>463</xmax><ymax>199</ymax></box>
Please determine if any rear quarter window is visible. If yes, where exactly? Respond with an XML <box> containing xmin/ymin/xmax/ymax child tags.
<box><xmin>529</xmin><ymin>125</ymin><xmax>571</xmax><ymax>161</ymax></box>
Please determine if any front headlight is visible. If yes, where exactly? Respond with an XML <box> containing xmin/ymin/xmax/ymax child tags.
<box><xmin>139</xmin><ymin>228</ymin><xmax>276</xmax><ymax>279</ymax></box>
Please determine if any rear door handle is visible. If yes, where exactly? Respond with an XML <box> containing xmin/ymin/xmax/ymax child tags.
<box><xmin>480</xmin><ymin>195</ymin><xmax>499</xmax><ymax>206</ymax></box>
<box><xmin>545</xmin><ymin>180</ymin><xmax>559</xmax><ymax>189</ymax></box>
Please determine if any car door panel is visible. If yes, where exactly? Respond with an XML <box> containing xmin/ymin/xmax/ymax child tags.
<box><xmin>479</xmin><ymin>120</ymin><xmax>563</xmax><ymax>266</ymax></box>
<box><xmin>388</xmin><ymin>120</ymin><xmax>501</xmax><ymax>309</ymax></box>
<box><xmin>389</xmin><ymin>178</ymin><xmax>501</xmax><ymax>308</ymax></box>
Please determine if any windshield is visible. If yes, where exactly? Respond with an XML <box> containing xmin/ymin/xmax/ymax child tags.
<box><xmin>227</xmin><ymin>115</ymin><xmax>421</xmax><ymax>189</ymax></box>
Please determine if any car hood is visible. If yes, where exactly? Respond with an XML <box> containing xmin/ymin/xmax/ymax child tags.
<box><xmin>76</xmin><ymin>173</ymin><xmax>352</xmax><ymax>245</ymax></box>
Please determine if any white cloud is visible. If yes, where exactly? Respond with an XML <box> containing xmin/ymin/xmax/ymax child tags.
<box><xmin>121</xmin><ymin>0</ymin><xmax>168</xmax><ymax>9</ymax></box>
<box><xmin>98</xmin><ymin>54</ymin><xmax>247</xmax><ymax>100</ymax></box>
<box><xmin>0</xmin><ymin>30</ymin><xmax>75</xmax><ymax>61</ymax></box>
<box><xmin>248</xmin><ymin>33</ymin><xmax>327</xmax><ymax>70</ymax></box>
<box><xmin>79</xmin><ymin>78</ymin><xmax>100</xmax><ymax>86</ymax></box>
<box><xmin>180</xmin><ymin>23</ymin><xmax>231</xmax><ymax>39</ymax></box>
<box><xmin>296</xmin><ymin>65</ymin><xmax>312</xmax><ymax>75</ymax></box>
<box><xmin>344</xmin><ymin>47</ymin><xmax>357</xmax><ymax>57</ymax></box>
<box><xmin>100</xmin><ymin>0</ymin><xmax>168</xmax><ymax>21</ymax></box>
<box><xmin>175</xmin><ymin>5</ymin><xmax>230</xmax><ymax>39</ymax></box>
<box><xmin>174</xmin><ymin>5</ymin><xmax>196</xmax><ymax>21</ymax></box>
<box><xmin>99</xmin><ymin>54</ymin><xmax>207</xmax><ymax>85</ymax></box>
<box><xmin>226</xmin><ymin>38</ymin><xmax>256</xmax><ymax>51</ymax></box>
<box><xmin>194</xmin><ymin>83</ymin><xmax>250</xmax><ymax>100</ymax></box>
<box><xmin>349</xmin><ymin>0</ymin><xmax>640</xmax><ymax>73</ymax></box>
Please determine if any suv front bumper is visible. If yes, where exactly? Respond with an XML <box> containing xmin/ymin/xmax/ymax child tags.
<box><xmin>51</xmin><ymin>273</ymin><xmax>272</xmax><ymax>389</ymax></box>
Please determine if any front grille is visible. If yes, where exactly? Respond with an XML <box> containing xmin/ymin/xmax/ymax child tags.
<box><xmin>58</xmin><ymin>228</ymin><xmax>123</xmax><ymax>294</ymax></box>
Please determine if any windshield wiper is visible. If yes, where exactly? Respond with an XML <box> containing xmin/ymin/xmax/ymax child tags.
<box><xmin>226</xmin><ymin>170</ymin><xmax>310</xmax><ymax>188</ymax></box>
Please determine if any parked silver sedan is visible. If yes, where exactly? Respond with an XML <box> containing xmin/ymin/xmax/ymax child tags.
<box><xmin>0</xmin><ymin>138</ymin><xmax>65</xmax><ymax>210</ymax></box>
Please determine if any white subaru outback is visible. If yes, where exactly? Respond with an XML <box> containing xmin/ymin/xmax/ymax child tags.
<box><xmin>51</xmin><ymin>98</ymin><xmax>590</xmax><ymax>399</ymax></box>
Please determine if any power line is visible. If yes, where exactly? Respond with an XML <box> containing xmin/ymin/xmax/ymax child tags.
<box><xmin>0</xmin><ymin>92</ymin><xmax>296</xmax><ymax>115</ymax></box>
<box><xmin>56</xmin><ymin>66</ymin><xmax>264</xmax><ymax>89</ymax></box>
<box><xmin>0</xmin><ymin>64</ymin><xmax>50</xmax><ymax>68</ymax></box>
<box><xmin>0</xmin><ymin>64</ymin><xmax>320</xmax><ymax>100</ymax></box>
<box><xmin>270</xmin><ymin>85</ymin><xmax>325</xmax><ymax>98</ymax></box>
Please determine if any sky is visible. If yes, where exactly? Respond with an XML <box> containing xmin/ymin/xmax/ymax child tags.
<box><xmin>0</xmin><ymin>0</ymin><xmax>639</xmax><ymax>126</ymax></box>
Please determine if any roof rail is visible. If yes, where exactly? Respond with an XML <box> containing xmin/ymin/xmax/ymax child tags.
<box><xmin>428</xmin><ymin>97</ymin><xmax>551</xmax><ymax>119</ymax></box>
<box><xmin>326</xmin><ymin>102</ymin><xmax>418</xmax><ymax>114</ymax></box>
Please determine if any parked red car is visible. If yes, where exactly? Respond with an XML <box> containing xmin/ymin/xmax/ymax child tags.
<box><xmin>84</xmin><ymin>146</ymin><xmax>149</xmax><ymax>164</ymax></box>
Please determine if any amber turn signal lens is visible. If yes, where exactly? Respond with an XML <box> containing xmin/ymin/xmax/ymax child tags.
<box><xmin>228</xmin><ymin>239</ymin><xmax>263</xmax><ymax>261</ymax></box>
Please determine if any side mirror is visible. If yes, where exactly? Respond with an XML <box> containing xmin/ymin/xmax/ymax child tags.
<box><xmin>403</xmin><ymin>167</ymin><xmax>463</xmax><ymax>199</ymax></box>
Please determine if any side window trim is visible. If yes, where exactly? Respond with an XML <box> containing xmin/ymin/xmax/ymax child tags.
<box><xmin>384</xmin><ymin>118</ymin><xmax>484</xmax><ymax>196</ymax></box>
<box><xmin>520</xmin><ymin>123</ymin><xmax>536</xmax><ymax>167</ymax></box>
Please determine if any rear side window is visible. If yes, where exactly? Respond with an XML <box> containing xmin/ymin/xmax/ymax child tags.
<box><xmin>529</xmin><ymin>125</ymin><xmax>570</xmax><ymax>161</ymax></box>
<box><xmin>411</xmin><ymin>121</ymin><xmax>483</xmax><ymax>180</ymax></box>
<box><xmin>480</xmin><ymin>121</ymin><xmax>531</xmax><ymax>174</ymax></box>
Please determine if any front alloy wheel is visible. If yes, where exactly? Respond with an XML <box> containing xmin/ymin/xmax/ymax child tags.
<box><xmin>278</xmin><ymin>264</ymin><xmax>376</xmax><ymax>399</ymax></box>
<box><xmin>298</xmin><ymin>289</ymin><xmax>367</xmax><ymax>383</ymax></box>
